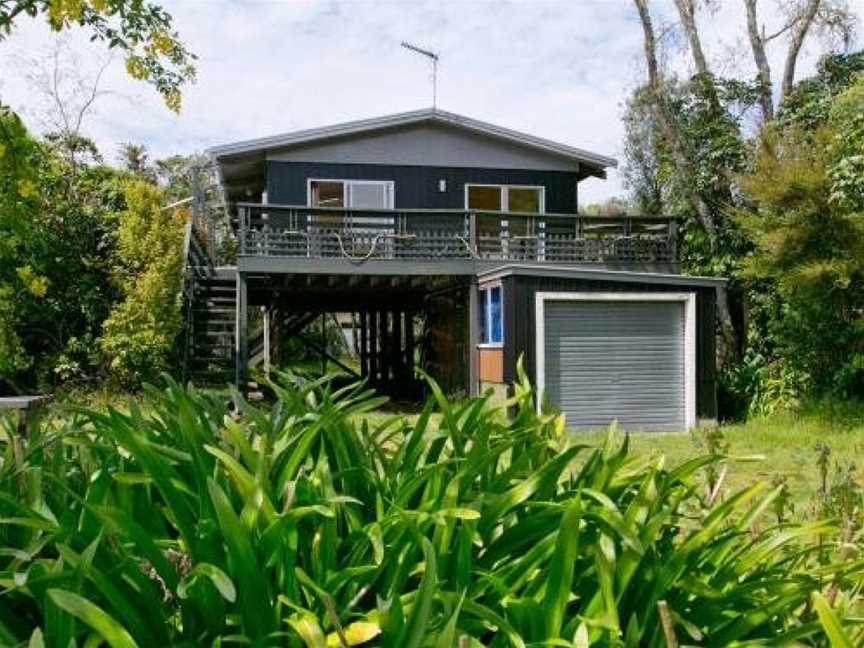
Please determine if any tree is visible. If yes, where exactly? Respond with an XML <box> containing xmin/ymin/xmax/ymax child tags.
<box><xmin>0</xmin><ymin>0</ymin><xmax>195</xmax><ymax>111</ymax></box>
<box><xmin>0</xmin><ymin>104</ymin><xmax>41</xmax><ymax>387</ymax></box>
<box><xmin>622</xmin><ymin>88</ymin><xmax>667</xmax><ymax>216</ymax></box>
<box><xmin>632</xmin><ymin>0</ymin><xmax>744</xmax><ymax>361</ymax></box>
<box><xmin>628</xmin><ymin>0</ymin><xmax>858</xmax><ymax>370</ymax></box>
<box><xmin>735</xmin><ymin>74</ymin><xmax>864</xmax><ymax>393</ymax></box>
<box><xmin>15</xmin><ymin>36</ymin><xmax>111</xmax><ymax>187</ymax></box>
<box><xmin>0</xmin><ymin>100</ymin><xmax>136</xmax><ymax>390</ymax></box>
<box><xmin>743</xmin><ymin>0</ymin><xmax>857</xmax><ymax>122</ymax></box>
<box><xmin>118</xmin><ymin>142</ymin><xmax>156</xmax><ymax>181</ymax></box>
<box><xmin>17</xmin><ymin>35</ymin><xmax>111</xmax><ymax>140</ymax></box>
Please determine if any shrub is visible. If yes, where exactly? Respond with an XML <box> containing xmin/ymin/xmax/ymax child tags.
<box><xmin>99</xmin><ymin>181</ymin><xmax>184</xmax><ymax>387</ymax></box>
<box><xmin>0</xmin><ymin>372</ymin><xmax>861</xmax><ymax>646</ymax></box>
<box><xmin>724</xmin><ymin>351</ymin><xmax>805</xmax><ymax>419</ymax></box>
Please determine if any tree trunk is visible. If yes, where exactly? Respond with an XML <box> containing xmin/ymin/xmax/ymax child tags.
<box><xmin>673</xmin><ymin>0</ymin><xmax>709</xmax><ymax>76</ymax></box>
<box><xmin>781</xmin><ymin>0</ymin><xmax>821</xmax><ymax>101</ymax></box>
<box><xmin>633</xmin><ymin>0</ymin><xmax>740</xmax><ymax>364</ymax></box>
<box><xmin>743</xmin><ymin>0</ymin><xmax>775</xmax><ymax>121</ymax></box>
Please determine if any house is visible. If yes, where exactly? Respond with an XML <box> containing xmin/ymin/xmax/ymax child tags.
<box><xmin>185</xmin><ymin>108</ymin><xmax>721</xmax><ymax>431</ymax></box>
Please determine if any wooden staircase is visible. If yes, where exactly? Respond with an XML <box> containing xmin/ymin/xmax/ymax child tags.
<box><xmin>186</xmin><ymin>272</ymin><xmax>237</xmax><ymax>386</ymax></box>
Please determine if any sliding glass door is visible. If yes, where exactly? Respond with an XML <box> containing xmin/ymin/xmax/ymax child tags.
<box><xmin>308</xmin><ymin>179</ymin><xmax>395</xmax><ymax>258</ymax></box>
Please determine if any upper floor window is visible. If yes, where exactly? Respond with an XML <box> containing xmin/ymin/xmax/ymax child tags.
<box><xmin>309</xmin><ymin>179</ymin><xmax>394</xmax><ymax>209</ymax></box>
<box><xmin>479</xmin><ymin>284</ymin><xmax>503</xmax><ymax>346</ymax></box>
<box><xmin>466</xmin><ymin>184</ymin><xmax>544</xmax><ymax>214</ymax></box>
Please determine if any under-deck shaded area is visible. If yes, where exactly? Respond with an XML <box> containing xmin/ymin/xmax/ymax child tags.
<box><xmin>238</xmin><ymin>271</ymin><xmax>475</xmax><ymax>400</ymax></box>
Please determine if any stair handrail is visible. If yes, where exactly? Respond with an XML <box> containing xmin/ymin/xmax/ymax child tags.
<box><xmin>176</xmin><ymin>216</ymin><xmax>217</xmax><ymax>383</ymax></box>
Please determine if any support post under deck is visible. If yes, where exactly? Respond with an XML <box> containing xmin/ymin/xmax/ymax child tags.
<box><xmin>468</xmin><ymin>278</ymin><xmax>479</xmax><ymax>397</ymax></box>
<box><xmin>235</xmin><ymin>271</ymin><xmax>249</xmax><ymax>390</ymax></box>
<box><xmin>263</xmin><ymin>307</ymin><xmax>271</xmax><ymax>378</ymax></box>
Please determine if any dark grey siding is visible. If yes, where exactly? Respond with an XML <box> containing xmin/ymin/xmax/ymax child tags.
<box><xmin>501</xmin><ymin>275</ymin><xmax>718</xmax><ymax>420</ymax></box>
<box><xmin>266</xmin><ymin>161</ymin><xmax>580</xmax><ymax>213</ymax></box>
<box><xmin>543</xmin><ymin>300</ymin><xmax>685</xmax><ymax>430</ymax></box>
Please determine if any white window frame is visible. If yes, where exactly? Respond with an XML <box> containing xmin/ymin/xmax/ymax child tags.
<box><xmin>534</xmin><ymin>292</ymin><xmax>697</xmax><ymax>430</ymax></box>
<box><xmin>464</xmin><ymin>183</ymin><xmax>546</xmax><ymax>213</ymax></box>
<box><xmin>478</xmin><ymin>282</ymin><xmax>504</xmax><ymax>348</ymax></box>
<box><xmin>307</xmin><ymin>178</ymin><xmax>395</xmax><ymax>209</ymax></box>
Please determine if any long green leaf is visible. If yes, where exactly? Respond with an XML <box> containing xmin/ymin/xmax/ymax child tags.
<box><xmin>47</xmin><ymin>589</ymin><xmax>139</xmax><ymax>648</ymax></box>
<box><xmin>813</xmin><ymin>592</ymin><xmax>854</xmax><ymax>648</ymax></box>
<box><xmin>397</xmin><ymin>537</ymin><xmax>438</xmax><ymax>648</ymax></box>
<box><xmin>542</xmin><ymin>494</ymin><xmax>582</xmax><ymax>640</ymax></box>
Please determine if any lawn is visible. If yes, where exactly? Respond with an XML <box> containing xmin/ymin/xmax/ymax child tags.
<box><xmin>356</xmin><ymin>397</ymin><xmax>864</xmax><ymax>517</ymax></box>
<box><xmin>582</xmin><ymin>405</ymin><xmax>864</xmax><ymax>516</ymax></box>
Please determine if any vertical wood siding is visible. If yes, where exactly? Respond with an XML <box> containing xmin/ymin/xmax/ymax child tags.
<box><xmin>266</xmin><ymin>161</ymin><xmax>580</xmax><ymax>212</ymax></box>
<box><xmin>501</xmin><ymin>276</ymin><xmax>718</xmax><ymax>420</ymax></box>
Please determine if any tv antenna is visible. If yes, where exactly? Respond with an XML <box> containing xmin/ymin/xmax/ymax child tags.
<box><xmin>401</xmin><ymin>41</ymin><xmax>439</xmax><ymax>109</ymax></box>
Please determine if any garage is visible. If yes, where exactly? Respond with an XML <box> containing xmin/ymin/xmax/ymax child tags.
<box><xmin>536</xmin><ymin>293</ymin><xmax>696</xmax><ymax>431</ymax></box>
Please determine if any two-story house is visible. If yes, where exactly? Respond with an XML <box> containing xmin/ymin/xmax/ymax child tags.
<box><xmin>183</xmin><ymin>108</ymin><xmax>721</xmax><ymax>430</ymax></box>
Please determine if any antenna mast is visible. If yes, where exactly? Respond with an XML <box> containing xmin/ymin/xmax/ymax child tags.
<box><xmin>401</xmin><ymin>41</ymin><xmax>439</xmax><ymax>108</ymax></box>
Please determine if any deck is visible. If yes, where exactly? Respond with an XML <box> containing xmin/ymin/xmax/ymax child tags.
<box><xmin>235</xmin><ymin>203</ymin><xmax>679</xmax><ymax>273</ymax></box>
<box><xmin>181</xmin><ymin>203</ymin><xmax>682</xmax><ymax>392</ymax></box>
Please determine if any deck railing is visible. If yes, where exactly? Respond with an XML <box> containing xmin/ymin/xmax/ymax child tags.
<box><xmin>235</xmin><ymin>203</ymin><xmax>678</xmax><ymax>265</ymax></box>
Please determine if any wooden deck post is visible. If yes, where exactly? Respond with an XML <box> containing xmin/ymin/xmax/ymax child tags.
<box><xmin>359</xmin><ymin>311</ymin><xmax>368</xmax><ymax>379</ymax></box>
<box><xmin>235</xmin><ymin>271</ymin><xmax>249</xmax><ymax>389</ymax></box>
<box><xmin>404</xmin><ymin>310</ymin><xmax>415</xmax><ymax>380</ymax></box>
<box><xmin>263</xmin><ymin>306</ymin><xmax>271</xmax><ymax>378</ymax></box>
<box><xmin>369</xmin><ymin>311</ymin><xmax>379</xmax><ymax>384</ymax></box>
<box><xmin>378</xmin><ymin>311</ymin><xmax>389</xmax><ymax>387</ymax></box>
<box><xmin>391</xmin><ymin>310</ymin><xmax>402</xmax><ymax>386</ymax></box>
<box><xmin>468</xmin><ymin>279</ymin><xmax>479</xmax><ymax>397</ymax></box>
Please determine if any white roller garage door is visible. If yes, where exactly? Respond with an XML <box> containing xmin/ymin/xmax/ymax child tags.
<box><xmin>538</xmin><ymin>294</ymin><xmax>694</xmax><ymax>431</ymax></box>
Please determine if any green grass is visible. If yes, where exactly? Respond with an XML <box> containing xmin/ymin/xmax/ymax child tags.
<box><xmin>357</xmin><ymin>397</ymin><xmax>864</xmax><ymax>516</ymax></box>
<box><xmin>579</xmin><ymin>405</ymin><xmax>864</xmax><ymax>514</ymax></box>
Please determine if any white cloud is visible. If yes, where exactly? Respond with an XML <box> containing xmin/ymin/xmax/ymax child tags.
<box><xmin>0</xmin><ymin>0</ymin><xmax>861</xmax><ymax>205</ymax></box>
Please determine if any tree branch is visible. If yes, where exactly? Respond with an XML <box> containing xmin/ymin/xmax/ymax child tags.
<box><xmin>73</xmin><ymin>53</ymin><xmax>112</xmax><ymax>134</ymax></box>
<box><xmin>743</xmin><ymin>0</ymin><xmax>775</xmax><ymax>121</ymax></box>
<box><xmin>764</xmin><ymin>18</ymin><xmax>799</xmax><ymax>42</ymax></box>
<box><xmin>781</xmin><ymin>0</ymin><xmax>821</xmax><ymax>100</ymax></box>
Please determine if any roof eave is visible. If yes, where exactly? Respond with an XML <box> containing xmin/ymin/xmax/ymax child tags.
<box><xmin>206</xmin><ymin>108</ymin><xmax>618</xmax><ymax>170</ymax></box>
<box><xmin>477</xmin><ymin>264</ymin><xmax>726</xmax><ymax>287</ymax></box>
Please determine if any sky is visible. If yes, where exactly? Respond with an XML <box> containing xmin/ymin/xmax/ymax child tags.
<box><xmin>0</xmin><ymin>0</ymin><xmax>862</xmax><ymax>205</ymax></box>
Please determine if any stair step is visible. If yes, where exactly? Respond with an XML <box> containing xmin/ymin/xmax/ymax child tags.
<box><xmin>190</xmin><ymin>354</ymin><xmax>233</xmax><ymax>362</ymax></box>
<box><xmin>201</xmin><ymin>282</ymin><xmax>236</xmax><ymax>290</ymax></box>
<box><xmin>191</xmin><ymin>343</ymin><xmax>233</xmax><ymax>352</ymax></box>
<box><xmin>196</xmin><ymin>327</ymin><xmax>234</xmax><ymax>334</ymax></box>
<box><xmin>194</xmin><ymin>312</ymin><xmax>236</xmax><ymax>319</ymax></box>
<box><xmin>199</xmin><ymin>292</ymin><xmax>235</xmax><ymax>300</ymax></box>
<box><xmin>194</xmin><ymin>311</ymin><xmax>235</xmax><ymax>317</ymax></box>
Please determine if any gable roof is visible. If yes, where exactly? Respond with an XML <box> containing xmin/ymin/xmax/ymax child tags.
<box><xmin>208</xmin><ymin>107</ymin><xmax>617</xmax><ymax>170</ymax></box>
<box><xmin>208</xmin><ymin>108</ymin><xmax>618</xmax><ymax>202</ymax></box>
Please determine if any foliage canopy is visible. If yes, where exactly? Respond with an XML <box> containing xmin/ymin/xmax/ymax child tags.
<box><xmin>0</xmin><ymin>0</ymin><xmax>196</xmax><ymax>111</ymax></box>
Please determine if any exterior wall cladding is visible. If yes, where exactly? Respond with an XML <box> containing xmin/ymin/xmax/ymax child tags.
<box><xmin>266</xmin><ymin>161</ymin><xmax>580</xmax><ymax>212</ymax></box>
<box><xmin>500</xmin><ymin>276</ymin><xmax>718</xmax><ymax>421</ymax></box>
